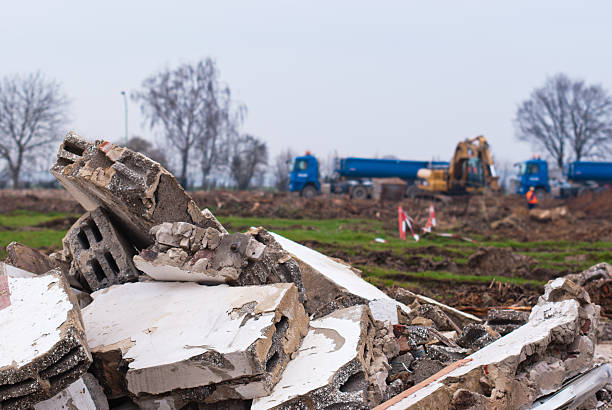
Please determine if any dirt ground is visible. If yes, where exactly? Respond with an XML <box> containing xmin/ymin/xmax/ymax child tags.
<box><xmin>1</xmin><ymin>188</ymin><xmax>610</xmax><ymax>317</ymax></box>
<box><xmin>5</xmin><ymin>188</ymin><xmax>612</xmax><ymax>241</ymax></box>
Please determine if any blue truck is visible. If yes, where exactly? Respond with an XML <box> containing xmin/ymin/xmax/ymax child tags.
<box><xmin>289</xmin><ymin>154</ymin><xmax>448</xmax><ymax>198</ymax></box>
<box><xmin>514</xmin><ymin>158</ymin><xmax>612</xmax><ymax>198</ymax></box>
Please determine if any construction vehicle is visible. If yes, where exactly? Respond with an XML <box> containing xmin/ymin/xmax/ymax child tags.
<box><xmin>416</xmin><ymin>136</ymin><xmax>499</xmax><ymax>194</ymax></box>
<box><xmin>513</xmin><ymin>158</ymin><xmax>612</xmax><ymax>198</ymax></box>
<box><xmin>288</xmin><ymin>154</ymin><xmax>448</xmax><ymax>198</ymax></box>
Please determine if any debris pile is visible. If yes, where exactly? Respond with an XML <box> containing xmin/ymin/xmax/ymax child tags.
<box><xmin>0</xmin><ymin>133</ymin><xmax>609</xmax><ymax>409</ymax></box>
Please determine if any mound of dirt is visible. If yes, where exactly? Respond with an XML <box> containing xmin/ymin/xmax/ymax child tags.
<box><xmin>467</xmin><ymin>247</ymin><xmax>534</xmax><ymax>277</ymax></box>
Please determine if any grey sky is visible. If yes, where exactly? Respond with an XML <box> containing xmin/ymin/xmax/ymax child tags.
<box><xmin>2</xmin><ymin>1</ymin><xmax>612</xmax><ymax>166</ymax></box>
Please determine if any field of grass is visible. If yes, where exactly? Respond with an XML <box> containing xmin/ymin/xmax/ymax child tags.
<box><xmin>0</xmin><ymin>211</ymin><xmax>606</xmax><ymax>298</ymax></box>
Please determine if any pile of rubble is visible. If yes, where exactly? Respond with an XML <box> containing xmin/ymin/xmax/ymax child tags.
<box><xmin>0</xmin><ymin>133</ymin><xmax>610</xmax><ymax>410</ymax></box>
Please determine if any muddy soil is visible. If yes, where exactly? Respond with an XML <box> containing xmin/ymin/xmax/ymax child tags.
<box><xmin>3</xmin><ymin>188</ymin><xmax>612</xmax><ymax>242</ymax></box>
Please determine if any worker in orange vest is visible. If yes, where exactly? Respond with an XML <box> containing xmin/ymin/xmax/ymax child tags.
<box><xmin>526</xmin><ymin>186</ymin><xmax>538</xmax><ymax>209</ymax></box>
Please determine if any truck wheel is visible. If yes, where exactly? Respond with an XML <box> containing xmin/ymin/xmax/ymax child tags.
<box><xmin>351</xmin><ymin>186</ymin><xmax>367</xmax><ymax>200</ymax></box>
<box><xmin>301</xmin><ymin>185</ymin><xmax>317</xmax><ymax>198</ymax></box>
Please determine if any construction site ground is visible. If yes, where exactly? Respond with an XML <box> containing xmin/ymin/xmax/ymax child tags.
<box><xmin>1</xmin><ymin>188</ymin><xmax>611</xmax><ymax>319</ymax></box>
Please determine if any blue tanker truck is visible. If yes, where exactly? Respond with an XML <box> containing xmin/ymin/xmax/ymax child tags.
<box><xmin>289</xmin><ymin>154</ymin><xmax>449</xmax><ymax>198</ymax></box>
<box><xmin>514</xmin><ymin>158</ymin><xmax>612</xmax><ymax>198</ymax></box>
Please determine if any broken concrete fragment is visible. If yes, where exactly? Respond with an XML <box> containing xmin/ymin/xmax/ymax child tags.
<box><xmin>63</xmin><ymin>207</ymin><xmax>141</xmax><ymax>291</ymax></box>
<box><xmin>486</xmin><ymin>308</ymin><xmax>529</xmax><ymax>335</ymax></box>
<box><xmin>51</xmin><ymin>132</ymin><xmax>225</xmax><ymax>248</ymax></box>
<box><xmin>83</xmin><ymin>281</ymin><xmax>308</xmax><ymax>402</ymax></box>
<box><xmin>270</xmin><ymin>232</ymin><xmax>409</xmax><ymax>322</ymax></box>
<box><xmin>455</xmin><ymin>323</ymin><xmax>501</xmax><ymax>351</ymax></box>
<box><xmin>136</xmin><ymin>225</ymin><xmax>306</xmax><ymax>302</ymax></box>
<box><xmin>251</xmin><ymin>305</ymin><xmax>393</xmax><ymax>410</ymax></box>
<box><xmin>0</xmin><ymin>270</ymin><xmax>92</xmax><ymax>409</ymax></box>
<box><xmin>5</xmin><ymin>241</ymin><xmax>64</xmax><ymax>275</ymax></box>
<box><xmin>380</xmin><ymin>278</ymin><xmax>600</xmax><ymax>409</ymax></box>
<box><xmin>34</xmin><ymin>374</ymin><xmax>109</xmax><ymax>410</ymax></box>
<box><xmin>426</xmin><ymin>345</ymin><xmax>469</xmax><ymax>365</ymax></box>
<box><xmin>415</xmin><ymin>304</ymin><xmax>461</xmax><ymax>332</ymax></box>
<box><xmin>389</xmin><ymin>287</ymin><xmax>481</xmax><ymax>327</ymax></box>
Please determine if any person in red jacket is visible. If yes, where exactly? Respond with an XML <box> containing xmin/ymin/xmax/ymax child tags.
<box><xmin>526</xmin><ymin>186</ymin><xmax>538</xmax><ymax>209</ymax></box>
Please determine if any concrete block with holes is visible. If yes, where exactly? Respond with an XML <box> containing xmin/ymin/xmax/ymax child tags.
<box><xmin>82</xmin><ymin>281</ymin><xmax>309</xmax><ymax>403</ymax></box>
<box><xmin>63</xmin><ymin>207</ymin><xmax>140</xmax><ymax>291</ymax></box>
<box><xmin>0</xmin><ymin>268</ymin><xmax>92</xmax><ymax>410</ymax></box>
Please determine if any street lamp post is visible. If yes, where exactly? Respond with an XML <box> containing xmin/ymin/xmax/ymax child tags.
<box><xmin>121</xmin><ymin>91</ymin><xmax>128</xmax><ymax>146</ymax></box>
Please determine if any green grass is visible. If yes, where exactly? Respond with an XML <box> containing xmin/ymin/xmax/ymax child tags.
<box><xmin>0</xmin><ymin>210</ymin><xmax>76</xmax><ymax>228</ymax></box>
<box><xmin>0</xmin><ymin>230</ymin><xmax>65</xmax><ymax>259</ymax></box>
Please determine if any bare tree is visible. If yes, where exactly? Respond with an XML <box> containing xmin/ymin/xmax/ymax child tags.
<box><xmin>515</xmin><ymin>73</ymin><xmax>612</xmax><ymax>170</ymax></box>
<box><xmin>125</xmin><ymin>136</ymin><xmax>169</xmax><ymax>169</ymax></box>
<box><xmin>132</xmin><ymin>58</ymin><xmax>242</xmax><ymax>187</ymax></box>
<box><xmin>230</xmin><ymin>135</ymin><xmax>268</xmax><ymax>190</ymax></box>
<box><xmin>273</xmin><ymin>148</ymin><xmax>295</xmax><ymax>191</ymax></box>
<box><xmin>0</xmin><ymin>72</ymin><xmax>69</xmax><ymax>188</ymax></box>
<box><xmin>197</xmin><ymin>59</ymin><xmax>245</xmax><ymax>189</ymax></box>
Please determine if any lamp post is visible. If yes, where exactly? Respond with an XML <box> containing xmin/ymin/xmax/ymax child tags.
<box><xmin>121</xmin><ymin>91</ymin><xmax>128</xmax><ymax>146</ymax></box>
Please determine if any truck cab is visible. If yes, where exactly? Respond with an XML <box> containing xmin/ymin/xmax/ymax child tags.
<box><xmin>514</xmin><ymin>158</ymin><xmax>550</xmax><ymax>195</ymax></box>
<box><xmin>288</xmin><ymin>155</ymin><xmax>320</xmax><ymax>197</ymax></box>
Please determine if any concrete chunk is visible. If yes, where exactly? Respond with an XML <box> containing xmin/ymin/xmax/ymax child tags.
<box><xmin>51</xmin><ymin>132</ymin><xmax>225</xmax><ymax>248</ymax></box>
<box><xmin>270</xmin><ymin>232</ymin><xmax>409</xmax><ymax>322</ymax></box>
<box><xmin>83</xmin><ymin>281</ymin><xmax>308</xmax><ymax>402</ymax></box>
<box><xmin>252</xmin><ymin>305</ymin><xmax>393</xmax><ymax>409</ymax></box>
<box><xmin>5</xmin><ymin>242</ymin><xmax>62</xmax><ymax>275</ymax></box>
<box><xmin>0</xmin><ymin>268</ymin><xmax>92</xmax><ymax>409</ymax></box>
<box><xmin>34</xmin><ymin>374</ymin><xmax>109</xmax><ymax>410</ymax></box>
<box><xmin>134</xmin><ymin>225</ymin><xmax>306</xmax><ymax>302</ymax></box>
<box><xmin>64</xmin><ymin>207</ymin><xmax>141</xmax><ymax>291</ymax></box>
<box><xmin>380</xmin><ymin>278</ymin><xmax>600</xmax><ymax>409</ymax></box>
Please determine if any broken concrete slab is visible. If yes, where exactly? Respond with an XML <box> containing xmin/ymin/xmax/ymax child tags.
<box><xmin>34</xmin><ymin>374</ymin><xmax>109</xmax><ymax>410</ymax></box>
<box><xmin>64</xmin><ymin>207</ymin><xmax>141</xmax><ymax>291</ymax></box>
<box><xmin>51</xmin><ymin>132</ymin><xmax>225</xmax><ymax>248</ymax></box>
<box><xmin>5</xmin><ymin>241</ymin><xmax>64</xmax><ymax>275</ymax></box>
<box><xmin>0</xmin><ymin>270</ymin><xmax>92</xmax><ymax>410</ymax></box>
<box><xmin>379</xmin><ymin>278</ymin><xmax>600</xmax><ymax>409</ymax></box>
<box><xmin>134</xmin><ymin>225</ymin><xmax>306</xmax><ymax>302</ymax></box>
<box><xmin>83</xmin><ymin>281</ymin><xmax>308</xmax><ymax>402</ymax></box>
<box><xmin>270</xmin><ymin>232</ymin><xmax>409</xmax><ymax>322</ymax></box>
<box><xmin>252</xmin><ymin>305</ymin><xmax>393</xmax><ymax>410</ymax></box>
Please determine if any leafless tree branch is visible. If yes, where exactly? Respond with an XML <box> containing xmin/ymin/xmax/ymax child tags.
<box><xmin>0</xmin><ymin>72</ymin><xmax>69</xmax><ymax>188</ymax></box>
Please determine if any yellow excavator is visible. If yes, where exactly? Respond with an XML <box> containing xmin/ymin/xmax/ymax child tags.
<box><xmin>417</xmin><ymin>136</ymin><xmax>499</xmax><ymax>194</ymax></box>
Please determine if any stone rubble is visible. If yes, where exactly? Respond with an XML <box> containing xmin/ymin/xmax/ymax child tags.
<box><xmin>0</xmin><ymin>133</ymin><xmax>608</xmax><ymax>409</ymax></box>
<box><xmin>377</xmin><ymin>277</ymin><xmax>602</xmax><ymax>409</ymax></box>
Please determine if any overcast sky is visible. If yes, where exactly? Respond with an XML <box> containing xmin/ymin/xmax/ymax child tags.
<box><xmin>2</xmin><ymin>1</ymin><xmax>612</xmax><ymax>166</ymax></box>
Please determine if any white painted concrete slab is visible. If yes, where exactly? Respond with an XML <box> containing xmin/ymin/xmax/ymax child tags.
<box><xmin>271</xmin><ymin>232</ymin><xmax>409</xmax><ymax>322</ymax></box>
<box><xmin>34</xmin><ymin>378</ymin><xmax>96</xmax><ymax>410</ymax></box>
<box><xmin>0</xmin><ymin>271</ymin><xmax>74</xmax><ymax>369</ymax></box>
<box><xmin>252</xmin><ymin>305</ymin><xmax>365</xmax><ymax>409</ymax></box>
<box><xmin>83</xmin><ymin>281</ymin><xmax>307</xmax><ymax>397</ymax></box>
